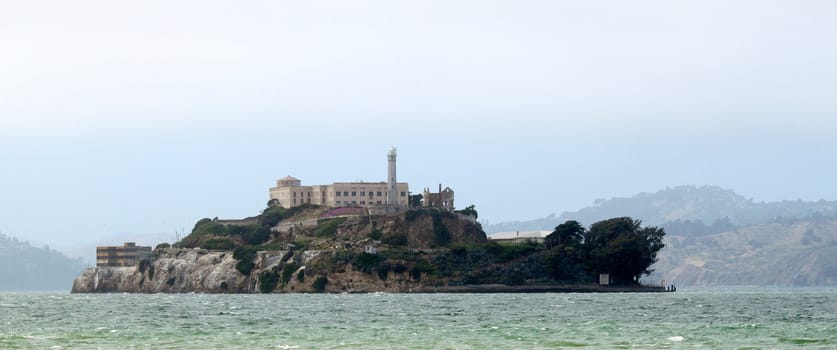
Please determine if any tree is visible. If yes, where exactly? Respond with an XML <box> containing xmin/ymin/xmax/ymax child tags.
<box><xmin>409</xmin><ymin>194</ymin><xmax>423</xmax><ymax>208</ymax></box>
<box><xmin>455</xmin><ymin>205</ymin><xmax>479</xmax><ymax>219</ymax></box>
<box><xmin>544</xmin><ymin>220</ymin><xmax>587</xmax><ymax>281</ymax></box>
<box><xmin>583</xmin><ymin>217</ymin><xmax>665</xmax><ymax>285</ymax></box>
<box><xmin>545</xmin><ymin>220</ymin><xmax>585</xmax><ymax>249</ymax></box>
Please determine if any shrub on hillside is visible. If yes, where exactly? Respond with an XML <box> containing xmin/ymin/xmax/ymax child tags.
<box><xmin>381</xmin><ymin>232</ymin><xmax>408</xmax><ymax>246</ymax></box>
<box><xmin>281</xmin><ymin>263</ymin><xmax>298</xmax><ymax>285</ymax></box>
<box><xmin>233</xmin><ymin>245</ymin><xmax>258</xmax><ymax>275</ymax></box>
<box><xmin>241</xmin><ymin>226</ymin><xmax>271</xmax><ymax>245</ymax></box>
<box><xmin>258</xmin><ymin>270</ymin><xmax>279</xmax><ymax>293</ymax></box>
<box><xmin>201</xmin><ymin>238</ymin><xmax>235</xmax><ymax>250</ymax></box>
<box><xmin>353</xmin><ymin>252</ymin><xmax>383</xmax><ymax>273</ymax></box>
<box><xmin>315</xmin><ymin>217</ymin><xmax>346</xmax><ymax>238</ymax></box>
<box><xmin>312</xmin><ymin>276</ymin><xmax>328</xmax><ymax>291</ymax></box>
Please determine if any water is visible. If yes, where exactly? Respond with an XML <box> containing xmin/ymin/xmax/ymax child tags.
<box><xmin>1</xmin><ymin>288</ymin><xmax>835</xmax><ymax>349</ymax></box>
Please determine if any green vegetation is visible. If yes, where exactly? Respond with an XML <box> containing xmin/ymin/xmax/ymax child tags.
<box><xmin>200</xmin><ymin>238</ymin><xmax>235</xmax><ymax>250</ymax></box>
<box><xmin>315</xmin><ymin>217</ymin><xmax>346</xmax><ymax>238</ymax></box>
<box><xmin>432</xmin><ymin>214</ymin><xmax>451</xmax><ymax>247</ymax></box>
<box><xmin>409</xmin><ymin>194</ymin><xmax>423</xmax><ymax>208</ymax></box>
<box><xmin>541</xmin><ymin>217</ymin><xmax>666</xmax><ymax>285</ymax></box>
<box><xmin>410</xmin><ymin>260</ymin><xmax>435</xmax><ymax>280</ymax></box>
<box><xmin>308</xmin><ymin>216</ymin><xmax>664</xmax><ymax>287</ymax></box>
<box><xmin>166</xmin><ymin>201</ymin><xmax>665</xmax><ymax>290</ymax></box>
<box><xmin>455</xmin><ymin>205</ymin><xmax>478</xmax><ymax>219</ymax></box>
<box><xmin>260</xmin><ymin>205</ymin><xmax>316</xmax><ymax>227</ymax></box>
<box><xmin>155</xmin><ymin>243</ymin><xmax>170</xmax><ymax>250</ymax></box>
<box><xmin>258</xmin><ymin>270</ymin><xmax>279</xmax><ymax>293</ymax></box>
<box><xmin>380</xmin><ymin>232</ymin><xmax>408</xmax><ymax>246</ymax></box>
<box><xmin>233</xmin><ymin>246</ymin><xmax>258</xmax><ymax>275</ymax></box>
<box><xmin>178</xmin><ymin>205</ymin><xmax>323</xmax><ymax>250</ymax></box>
<box><xmin>312</xmin><ymin>276</ymin><xmax>328</xmax><ymax>291</ymax></box>
<box><xmin>404</xmin><ymin>209</ymin><xmax>421</xmax><ymax>222</ymax></box>
<box><xmin>281</xmin><ymin>263</ymin><xmax>298</xmax><ymax>285</ymax></box>
<box><xmin>353</xmin><ymin>253</ymin><xmax>383</xmax><ymax>273</ymax></box>
<box><xmin>582</xmin><ymin>217</ymin><xmax>665</xmax><ymax>284</ymax></box>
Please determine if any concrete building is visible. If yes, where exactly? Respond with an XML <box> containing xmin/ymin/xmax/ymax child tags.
<box><xmin>423</xmin><ymin>185</ymin><xmax>455</xmax><ymax>211</ymax></box>
<box><xmin>269</xmin><ymin>148</ymin><xmax>409</xmax><ymax>211</ymax></box>
<box><xmin>96</xmin><ymin>242</ymin><xmax>152</xmax><ymax>267</ymax></box>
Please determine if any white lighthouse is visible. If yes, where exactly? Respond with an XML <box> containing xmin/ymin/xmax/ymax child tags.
<box><xmin>387</xmin><ymin>147</ymin><xmax>398</xmax><ymax>211</ymax></box>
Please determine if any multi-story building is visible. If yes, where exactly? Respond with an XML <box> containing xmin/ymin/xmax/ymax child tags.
<box><xmin>96</xmin><ymin>242</ymin><xmax>152</xmax><ymax>267</ymax></box>
<box><xmin>269</xmin><ymin>177</ymin><xmax>409</xmax><ymax>209</ymax></box>
<box><xmin>269</xmin><ymin>148</ymin><xmax>409</xmax><ymax>211</ymax></box>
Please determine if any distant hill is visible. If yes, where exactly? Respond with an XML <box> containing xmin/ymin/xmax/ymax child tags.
<box><xmin>0</xmin><ymin>233</ymin><xmax>88</xmax><ymax>291</ymax></box>
<box><xmin>486</xmin><ymin>185</ymin><xmax>837</xmax><ymax>233</ymax></box>
<box><xmin>651</xmin><ymin>217</ymin><xmax>837</xmax><ymax>286</ymax></box>
<box><xmin>486</xmin><ymin>186</ymin><xmax>837</xmax><ymax>286</ymax></box>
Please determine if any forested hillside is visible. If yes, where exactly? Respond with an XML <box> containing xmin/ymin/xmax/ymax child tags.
<box><xmin>0</xmin><ymin>233</ymin><xmax>88</xmax><ymax>291</ymax></box>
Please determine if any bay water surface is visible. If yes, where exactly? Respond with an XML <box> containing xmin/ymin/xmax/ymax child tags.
<box><xmin>1</xmin><ymin>287</ymin><xmax>835</xmax><ymax>349</ymax></box>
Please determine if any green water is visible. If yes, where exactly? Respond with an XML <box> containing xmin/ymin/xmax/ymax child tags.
<box><xmin>1</xmin><ymin>288</ymin><xmax>835</xmax><ymax>349</ymax></box>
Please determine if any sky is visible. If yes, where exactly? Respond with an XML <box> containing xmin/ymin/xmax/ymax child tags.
<box><xmin>2</xmin><ymin>0</ymin><xmax>836</xmax><ymax>260</ymax></box>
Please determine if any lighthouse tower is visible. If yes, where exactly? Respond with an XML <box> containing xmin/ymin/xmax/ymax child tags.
<box><xmin>387</xmin><ymin>147</ymin><xmax>398</xmax><ymax>211</ymax></box>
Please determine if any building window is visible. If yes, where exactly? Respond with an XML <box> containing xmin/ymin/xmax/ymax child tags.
<box><xmin>351</xmin><ymin>191</ymin><xmax>356</xmax><ymax>196</ymax></box>
<box><xmin>293</xmin><ymin>199</ymin><xmax>297</xmax><ymax>204</ymax></box>
<box><xmin>376</xmin><ymin>201</ymin><xmax>382</xmax><ymax>204</ymax></box>
<box><xmin>336</xmin><ymin>201</ymin><xmax>341</xmax><ymax>205</ymax></box>
<box><xmin>360</xmin><ymin>191</ymin><xmax>365</xmax><ymax>196</ymax></box>
<box><xmin>401</xmin><ymin>192</ymin><xmax>406</xmax><ymax>197</ymax></box>
<box><xmin>336</xmin><ymin>192</ymin><xmax>341</xmax><ymax>197</ymax></box>
<box><xmin>343</xmin><ymin>191</ymin><xmax>349</xmax><ymax>196</ymax></box>
<box><xmin>293</xmin><ymin>192</ymin><xmax>297</xmax><ymax>197</ymax></box>
<box><xmin>377</xmin><ymin>191</ymin><xmax>382</xmax><ymax>196</ymax></box>
<box><xmin>360</xmin><ymin>201</ymin><xmax>366</xmax><ymax>205</ymax></box>
<box><xmin>352</xmin><ymin>201</ymin><xmax>357</xmax><ymax>204</ymax></box>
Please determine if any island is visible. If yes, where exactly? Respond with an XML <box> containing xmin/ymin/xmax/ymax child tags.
<box><xmin>72</xmin><ymin>205</ymin><xmax>667</xmax><ymax>293</ymax></box>
<box><xmin>72</xmin><ymin>148</ymin><xmax>667</xmax><ymax>293</ymax></box>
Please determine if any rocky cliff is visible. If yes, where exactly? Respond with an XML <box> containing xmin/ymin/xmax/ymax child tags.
<box><xmin>71</xmin><ymin>248</ymin><xmax>428</xmax><ymax>293</ymax></box>
<box><xmin>73</xmin><ymin>208</ymin><xmax>488</xmax><ymax>293</ymax></box>
<box><xmin>72</xmin><ymin>249</ymin><xmax>248</xmax><ymax>293</ymax></box>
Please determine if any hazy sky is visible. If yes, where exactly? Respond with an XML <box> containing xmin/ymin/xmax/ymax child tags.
<box><xmin>2</xmin><ymin>1</ymin><xmax>836</xmax><ymax>258</ymax></box>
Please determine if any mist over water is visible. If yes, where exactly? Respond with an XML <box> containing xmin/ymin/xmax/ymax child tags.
<box><xmin>2</xmin><ymin>288</ymin><xmax>835</xmax><ymax>349</ymax></box>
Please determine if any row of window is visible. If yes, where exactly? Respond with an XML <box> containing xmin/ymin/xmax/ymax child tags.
<box><xmin>334</xmin><ymin>191</ymin><xmax>407</xmax><ymax>197</ymax></box>
<box><xmin>336</xmin><ymin>191</ymin><xmax>382</xmax><ymax>197</ymax></box>
<box><xmin>335</xmin><ymin>200</ymin><xmax>385</xmax><ymax>205</ymax></box>
<box><xmin>291</xmin><ymin>191</ymin><xmax>408</xmax><ymax>198</ymax></box>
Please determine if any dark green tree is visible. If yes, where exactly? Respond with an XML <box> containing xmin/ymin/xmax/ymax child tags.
<box><xmin>409</xmin><ymin>194</ymin><xmax>423</xmax><ymax>208</ymax></box>
<box><xmin>583</xmin><ymin>217</ymin><xmax>665</xmax><ymax>285</ymax></box>
<box><xmin>455</xmin><ymin>205</ymin><xmax>479</xmax><ymax>219</ymax></box>
<box><xmin>545</xmin><ymin>220</ymin><xmax>585</xmax><ymax>249</ymax></box>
